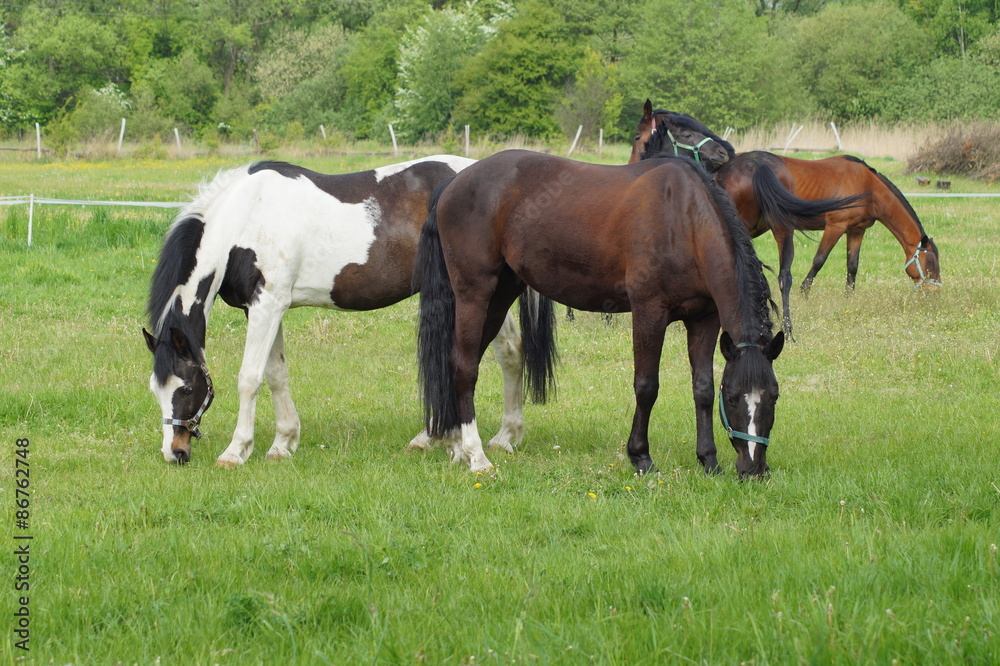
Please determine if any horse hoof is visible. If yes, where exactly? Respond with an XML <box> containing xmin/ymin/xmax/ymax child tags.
<box><xmin>701</xmin><ymin>458</ymin><xmax>722</xmax><ymax>475</ymax></box>
<box><xmin>632</xmin><ymin>457</ymin><xmax>656</xmax><ymax>476</ymax></box>
<box><xmin>266</xmin><ymin>451</ymin><xmax>290</xmax><ymax>461</ymax></box>
<box><xmin>407</xmin><ymin>431</ymin><xmax>434</xmax><ymax>451</ymax></box>
<box><xmin>215</xmin><ymin>459</ymin><xmax>239</xmax><ymax>469</ymax></box>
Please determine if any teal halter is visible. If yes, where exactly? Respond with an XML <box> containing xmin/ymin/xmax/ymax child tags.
<box><xmin>904</xmin><ymin>245</ymin><xmax>942</xmax><ymax>289</ymax></box>
<box><xmin>718</xmin><ymin>343</ymin><xmax>771</xmax><ymax>448</ymax></box>
<box><xmin>665</xmin><ymin>128</ymin><xmax>714</xmax><ymax>164</ymax></box>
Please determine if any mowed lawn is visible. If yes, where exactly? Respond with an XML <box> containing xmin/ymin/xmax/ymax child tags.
<box><xmin>0</xmin><ymin>150</ymin><xmax>997</xmax><ymax>664</ymax></box>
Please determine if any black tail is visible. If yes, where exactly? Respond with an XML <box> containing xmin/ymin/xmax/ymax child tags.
<box><xmin>752</xmin><ymin>164</ymin><xmax>867</xmax><ymax>234</ymax></box>
<box><xmin>415</xmin><ymin>180</ymin><xmax>460</xmax><ymax>437</ymax></box>
<box><xmin>518</xmin><ymin>289</ymin><xmax>558</xmax><ymax>404</ymax></box>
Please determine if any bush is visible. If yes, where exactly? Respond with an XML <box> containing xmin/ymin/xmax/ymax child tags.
<box><xmin>906</xmin><ymin>122</ymin><xmax>1000</xmax><ymax>182</ymax></box>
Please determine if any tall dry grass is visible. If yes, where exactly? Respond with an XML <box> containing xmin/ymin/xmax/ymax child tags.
<box><xmin>730</xmin><ymin>120</ymin><xmax>940</xmax><ymax>161</ymax></box>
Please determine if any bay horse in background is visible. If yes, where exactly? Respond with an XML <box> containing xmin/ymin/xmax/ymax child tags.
<box><xmin>632</xmin><ymin>100</ymin><xmax>941</xmax><ymax>323</ymax></box>
<box><xmin>416</xmin><ymin>149</ymin><xmax>784</xmax><ymax>477</ymax></box>
<box><xmin>145</xmin><ymin>156</ymin><xmax>529</xmax><ymax>466</ymax></box>
<box><xmin>630</xmin><ymin>100</ymin><xmax>869</xmax><ymax>339</ymax></box>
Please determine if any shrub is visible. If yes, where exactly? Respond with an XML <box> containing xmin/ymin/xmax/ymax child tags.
<box><xmin>906</xmin><ymin>122</ymin><xmax>1000</xmax><ymax>182</ymax></box>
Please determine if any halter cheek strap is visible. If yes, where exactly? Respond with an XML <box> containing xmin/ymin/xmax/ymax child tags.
<box><xmin>718</xmin><ymin>343</ymin><xmax>770</xmax><ymax>447</ymax></box>
<box><xmin>162</xmin><ymin>364</ymin><xmax>215</xmax><ymax>439</ymax></box>
<box><xmin>904</xmin><ymin>245</ymin><xmax>943</xmax><ymax>289</ymax></box>
<box><xmin>665</xmin><ymin>128</ymin><xmax>714</xmax><ymax>164</ymax></box>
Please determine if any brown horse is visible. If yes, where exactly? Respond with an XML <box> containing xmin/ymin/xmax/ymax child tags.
<box><xmin>415</xmin><ymin>150</ymin><xmax>785</xmax><ymax>478</ymax></box>
<box><xmin>629</xmin><ymin>101</ymin><xmax>869</xmax><ymax>339</ymax></box>
<box><xmin>632</xmin><ymin>103</ymin><xmax>941</xmax><ymax>294</ymax></box>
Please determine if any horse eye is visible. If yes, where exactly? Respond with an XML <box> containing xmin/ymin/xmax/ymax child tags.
<box><xmin>633</xmin><ymin>134</ymin><xmax>641</xmax><ymax>142</ymax></box>
<box><xmin>180</xmin><ymin>385</ymin><xmax>194</xmax><ymax>396</ymax></box>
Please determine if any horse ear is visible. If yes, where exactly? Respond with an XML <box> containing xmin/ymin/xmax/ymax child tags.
<box><xmin>766</xmin><ymin>331</ymin><xmax>785</xmax><ymax>361</ymax></box>
<box><xmin>720</xmin><ymin>331</ymin><xmax>737</xmax><ymax>362</ymax></box>
<box><xmin>143</xmin><ymin>328</ymin><xmax>157</xmax><ymax>353</ymax></box>
<box><xmin>170</xmin><ymin>327</ymin><xmax>194</xmax><ymax>359</ymax></box>
<box><xmin>643</xmin><ymin>99</ymin><xmax>653</xmax><ymax>120</ymax></box>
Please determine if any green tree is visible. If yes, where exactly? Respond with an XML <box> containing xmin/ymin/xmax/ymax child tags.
<box><xmin>394</xmin><ymin>2</ymin><xmax>510</xmax><ymax>141</ymax></box>
<box><xmin>619</xmin><ymin>0</ymin><xmax>801</xmax><ymax>130</ymax></box>
<box><xmin>453</xmin><ymin>1</ymin><xmax>582</xmax><ymax>139</ymax></box>
<box><xmin>554</xmin><ymin>47</ymin><xmax>623</xmax><ymax>140</ymax></box>
<box><xmin>791</xmin><ymin>1</ymin><xmax>929</xmax><ymax>121</ymax></box>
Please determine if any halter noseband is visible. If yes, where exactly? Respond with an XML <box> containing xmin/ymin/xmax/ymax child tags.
<box><xmin>718</xmin><ymin>342</ymin><xmax>771</xmax><ymax>448</ymax></box>
<box><xmin>163</xmin><ymin>363</ymin><xmax>215</xmax><ymax>439</ymax></box>
<box><xmin>665</xmin><ymin>128</ymin><xmax>714</xmax><ymax>164</ymax></box>
<box><xmin>904</xmin><ymin>244</ymin><xmax>942</xmax><ymax>289</ymax></box>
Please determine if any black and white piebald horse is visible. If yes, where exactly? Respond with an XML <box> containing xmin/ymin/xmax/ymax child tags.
<box><xmin>144</xmin><ymin>155</ymin><xmax>526</xmax><ymax>469</ymax></box>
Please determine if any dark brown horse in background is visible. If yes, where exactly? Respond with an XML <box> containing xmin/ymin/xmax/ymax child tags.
<box><xmin>629</xmin><ymin>101</ymin><xmax>870</xmax><ymax>339</ymax></box>
<box><xmin>416</xmin><ymin>149</ymin><xmax>784</xmax><ymax>478</ymax></box>
<box><xmin>632</xmin><ymin>102</ymin><xmax>941</xmax><ymax>332</ymax></box>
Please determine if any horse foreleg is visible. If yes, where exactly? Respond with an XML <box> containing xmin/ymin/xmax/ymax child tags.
<box><xmin>264</xmin><ymin>322</ymin><xmax>301</xmax><ymax>461</ymax></box>
<box><xmin>800</xmin><ymin>226</ymin><xmax>845</xmax><ymax>295</ymax></box>
<box><xmin>685</xmin><ymin>316</ymin><xmax>722</xmax><ymax>475</ymax></box>
<box><xmin>625</xmin><ymin>306</ymin><xmax>669</xmax><ymax>475</ymax></box>
<box><xmin>486</xmin><ymin>311</ymin><xmax>524</xmax><ymax>453</ymax></box>
<box><xmin>773</xmin><ymin>231</ymin><xmax>796</xmax><ymax>341</ymax></box>
<box><xmin>216</xmin><ymin>295</ymin><xmax>288</xmax><ymax>467</ymax></box>
<box><xmin>845</xmin><ymin>229</ymin><xmax>865</xmax><ymax>293</ymax></box>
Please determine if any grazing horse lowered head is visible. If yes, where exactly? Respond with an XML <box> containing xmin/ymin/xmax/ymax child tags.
<box><xmin>145</xmin><ymin>155</ymin><xmax>528</xmax><ymax>466</ymax></box>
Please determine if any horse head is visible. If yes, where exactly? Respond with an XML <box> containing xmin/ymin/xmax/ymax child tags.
<box><xmin>628</xmin><ymin>99</ymin><xmax>734</xmax><ymax>170</ymax></box>
<box><xmin>718</xmin><ymin>331</ymin><xmax>784</xmax><ymax>478</ymax></box>
<box><xmin>144</xmin><ymin>326</ymin><xmax>214</xmax><ymax>464</ymax></box>
<box><xmin>905</xmin><ymin>235</ymin><xmax>943</xmax><ymax>290</ymax></box>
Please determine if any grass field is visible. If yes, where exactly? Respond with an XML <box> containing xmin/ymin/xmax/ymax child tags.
<box><xmin>1</xmin><ymin>146</ymin><xmax>997</xmax><ymax>664</ymax></box>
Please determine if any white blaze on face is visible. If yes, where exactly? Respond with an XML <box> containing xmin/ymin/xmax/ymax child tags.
<box><xmin>150</xmin><ymin>373</ymin><xmax>185</xmax><ymax>461</ymax></box>
<box><xmin>745</xmin><ymin>389</ymin><xmax>763</xmax><ymax>462</ymax></box>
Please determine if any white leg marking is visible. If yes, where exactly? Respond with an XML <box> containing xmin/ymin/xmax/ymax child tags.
<box><xmin>264</xmin><ymin>324</ymin><xmax>301</xmax><ymax>461</ymax></box>
<box><xmin>217</xmin><ymin>295</ymin><xmax>288</xmax><ymax>466</ymax></box>
<box><xmin>460</xmin><ymin>420</ymin><xmax>493</xmax><ymax>472</ymax></box>
<box><xmin>487</xmin><ymin>312</ymin><xmax>524</xmax><ymax>453</ymax></box>
<box><xmin>745</xmin><ymin>389</ymin><xmax>763</xmax><ymax>462</ymax></box>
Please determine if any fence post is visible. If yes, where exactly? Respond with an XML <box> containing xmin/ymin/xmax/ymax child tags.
<box><xmin>829</xmin><ymin>122</ymin><xmax>842</xmax><ymax>151</ymax></box>
<box><xmin>253</xmin><ymin>129</ymin><xmax>260</xmax><ymax>152</ymax></box>
<box><xmin>174</xmin><ymin>128</ymin><xmax>182</xmax><ymax>156</ymax></box>
<box><xmin>117</xmin><ymin>118</ymin><xmax>126</xmax><ymax>155</ymax></box>
<box><xmin>783</xmin><ymin>125</ymin><xmax>803</xmax><ymax>153</ymax></box>
<box><xmin>567</xmin><ymin>125</ymin><xmax>583</xmax><ymax>156</ymax></box>
<box><xmin>27</xmin><ymin>194</ymin><xmax>34</xmax><ymax>246</ymax></box>
<box><xmin>465</xmin><ymin>125</ymin><xmax>470</xmax><ymax>156</ymax></box>
<box><xmin>598</xmin><ymin>129</ymin><xmax>603</xmax><ymax>156</ymax></box>
<box><xmin>388</xmin><ymin>124</ymin><xmax>398</xmax><ymax>156</ymax></box>
<box><xmin>319</xmin><ymin>124</ymin><xmax>327</xmax><ymax>141</ymax></box>
<box><xmin>35</xmin><ymin>123</ymin><xmax>41</xmax><ymax>158</ymax></box>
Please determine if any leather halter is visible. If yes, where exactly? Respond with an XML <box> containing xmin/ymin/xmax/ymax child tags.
<box><xmin>718</xmin><ymin>343</ymin><xmax>771</xmax><ymax>448</ymax></box>
<box><xmin>163</xmin><ymin>363</ymin><xmax>214</xmax><ymax>439</ymax></box>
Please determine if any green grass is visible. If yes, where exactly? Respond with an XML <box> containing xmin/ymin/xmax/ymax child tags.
<box><xmin>1</xmin><ymin>151</ymin><xmax>997</xmax><ymax>664</ymax></box>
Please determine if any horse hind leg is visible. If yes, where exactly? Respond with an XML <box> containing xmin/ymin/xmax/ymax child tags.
<box><xmin>264</xmin><ymin>322</ymin><xmax>301</xmax><ymax>461</ymax></box>
<box><xmin>800</xmin><ymin>227</ymin><xmax>844</xmax><ymax>295</ymax></box>
<box><xmin>486</xmin><ymin>310</ymin><xmax>524</xmax><ymax>453</ymax></box>
<box><xmin>845</xmin><ymin>229</ymin><xmax>865</xmax><ymax>293</ymax></box>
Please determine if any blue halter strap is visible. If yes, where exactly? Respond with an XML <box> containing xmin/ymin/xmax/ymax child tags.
<box><xmin>904</xmin><ymin>245</ymin><xmax>942</xmax><ymax>289</ymax></box>
<box><xmin>718</xmin><ymin>343</ymin><xmax>771</xmax><ymax>447</ymax></box>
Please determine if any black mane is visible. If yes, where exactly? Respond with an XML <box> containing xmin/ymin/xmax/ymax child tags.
<box><xmin>843</xmin><ymin>155</ymin><xmax>929</xmax><ymax>236</ymax></box>
<box><xmin>148</xmin><ymin>216</ymin><xmax>207</xmax><ymax>380</ymax></box>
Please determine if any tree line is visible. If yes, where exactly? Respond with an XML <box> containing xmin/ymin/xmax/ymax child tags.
<box><xmin>2</xmin><ymin>0</ymin><xmax>999</xmax><ymax>149</ymax></box>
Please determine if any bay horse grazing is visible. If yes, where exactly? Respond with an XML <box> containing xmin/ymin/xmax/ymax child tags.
<box><xmin>144</xmin><ymin>156</ymin><xmax>527</xmax><ymax>466</ymax></box>
<box><xmin>416</xmin><ymin>150</ymin><xmax>785</xmax><ymax>477</ymax></box>
<box><xmin>630</xmin><ymin>100</ymin><xmax>868</xmax><ymax>339</ymax></box>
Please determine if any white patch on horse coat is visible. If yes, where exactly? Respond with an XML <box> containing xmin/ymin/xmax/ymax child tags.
<box><xmin>150</xmin><ymin>373</ymin><xmax>185</xmax><ymax>460</ymax></box>
<box><xmin>745</xmin><ymin>389</ymin><xmax>763</xmax><ymax>462</ymax></box>
<box><xmin>374</xmin><ymin>154</ymin><xmax>476</xmax><ymax>182</ymax></box>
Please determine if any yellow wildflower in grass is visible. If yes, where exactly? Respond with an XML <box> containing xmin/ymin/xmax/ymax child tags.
<box><xmin>588</xmin><ymin>493</ymin><xmax>596</xmax><ymax>499</ymax></box>
<box><xmin>474</xmin><ymin>483</ymin><xmax>482</xmax><ymax>489</ymax></box>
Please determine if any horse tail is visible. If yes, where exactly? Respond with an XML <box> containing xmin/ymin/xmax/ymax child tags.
<box><xmin>415</xmin><ymin>178</ymin><xmax>460</xmax><ymax>437</ymax></box>
<box><xmin>518</xmin><ymin>289</ymin><xmax>558</xmax><ymax>404</ymax></box>
<box><xmin>752</xmin><ymin>164</ymin><xmax>867</xmax><ymax>234</ymax></box>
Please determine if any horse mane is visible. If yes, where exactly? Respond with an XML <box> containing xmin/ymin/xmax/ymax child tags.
<box><xmin>644</xmin><ymin>110</ymin><xmax>737</xmax><ymax>166</ymax></box>
<box><xmin>843</xmin><ymin>155</ymin><xmax>929</xmax><ymax>236</ymax></box>
<box><xmin>666</xmin><ymin>156</ymin><xmax>776</xmax><ymax>345</ymax></box>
